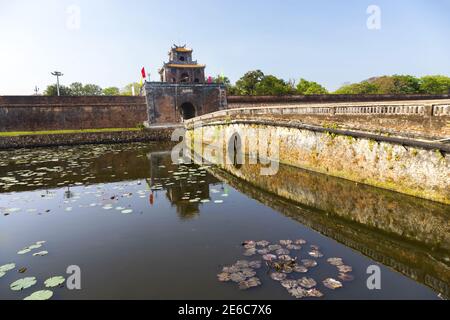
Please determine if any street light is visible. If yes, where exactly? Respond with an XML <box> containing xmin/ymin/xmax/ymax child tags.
<box><xmin>51</xmin><ymin>71</ymin><xmax>63</xmax><ymax>96</ymax></box>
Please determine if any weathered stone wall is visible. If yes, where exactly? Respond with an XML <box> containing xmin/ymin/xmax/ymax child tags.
<box><xmin>186</xmin><ymin>119</ymin><xmax>450</xmax><ymax>204</ymax></box>
<box><xmin>0</xmin><ymin>128</ymin><xmax>174</xmax><ymax>150</ymax></box>
<box><xmin>0</xmin><ymin>96</ymin><xmax>147</xmax><ymax>131</ymax></box>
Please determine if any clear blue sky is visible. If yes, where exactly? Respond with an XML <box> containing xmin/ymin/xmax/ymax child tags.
<box><xmin>0</xmin><ymin>0</ymin><xmax>449</xmax><ymax>95</ymax></box>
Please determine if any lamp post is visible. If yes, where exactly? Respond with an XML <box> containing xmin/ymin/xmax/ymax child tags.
<box><xmin>51</xmin><ymin>71</ymin><xmax>63</xmax><ymax>96</ymax></box>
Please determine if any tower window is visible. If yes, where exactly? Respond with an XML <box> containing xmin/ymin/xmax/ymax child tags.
<box><xmin>179</xmin><ymin>56</ymin><xmax>185</xmax><ymax>62</ymax></box>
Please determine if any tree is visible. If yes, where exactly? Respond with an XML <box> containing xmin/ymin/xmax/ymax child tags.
<box><xmin>69</xmin><ymin>82</ymin><xmax>85</xmax><ymax>96</ymax></box>
<box><xmin>121</xmin><ymin>82</ymin><xmax>142</xmax><ymax>96</ymax></box>
<box><xmin>368</xmin><ymin>75</ymin><xmax>420</xmax><ymax>94</ymax></box>
<box><xmin>334</xmin><ymin>81</ymin><xmax>379</xmax><ymax>94</ymax></box>
<box><xmin>235</xmin><ymin>70</ymin><xmax>265</xmax><ymax>95</ymax></box>
<box><xmin>254</xmin><ymin>75</ymin><xmax>293</xmax><ymax>96</ymax></box>
<box><xmin>44</xmin><ymin>84</ymin><xmax>72</xmax><ymax>96</ymax></box>
<box><xmin>82</xmin><ymin>84</ymin><xmax>103</xmax><ymax>95</ymax></box>
<box><xmin>419</xmin><ymin>75</ymin><xmax>450</xmax><ymax>94</ymax></box>
<box><xmin>102</xmin><ymin>87</ymin><xmax>120</xmax><ymax>96</ymax></box>
<box><xmin>296</xmin><ymin>78</ymin><xmax>328</xmax><ymax>95</ymax></box>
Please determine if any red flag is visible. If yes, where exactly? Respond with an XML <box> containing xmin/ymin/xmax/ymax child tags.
<box><xmin>141</xmin><ymin>67</ymin><xmax>146</xmax><ymax>79</ymax></box>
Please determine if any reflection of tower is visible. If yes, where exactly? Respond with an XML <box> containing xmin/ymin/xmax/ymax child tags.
<box><xmin>146</xmin><ymin>151</ymin><xmax>221</xmax><ymax>219</ymax></box>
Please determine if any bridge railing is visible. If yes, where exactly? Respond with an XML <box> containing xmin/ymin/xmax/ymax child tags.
<box><xmin>187</xmin><ymin>101</ymin><xmax>450</xmax><ymax>124</ymax></box>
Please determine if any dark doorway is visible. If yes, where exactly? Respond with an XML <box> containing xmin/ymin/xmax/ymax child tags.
<box><xmin>180</xmin><ymin>102</ymin><xmax>196</xmax><ymax>120</ymax></box>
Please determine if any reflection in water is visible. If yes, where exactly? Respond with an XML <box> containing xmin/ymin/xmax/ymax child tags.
<box><xmin>0</xmin><ymin>143</ymin><xmax>448</xmax><ymax>299</ymax></box>
<box><xmin>199</xmin><ymin>157</ymin><xmax>450</xmax><ymax>298</ymax></box>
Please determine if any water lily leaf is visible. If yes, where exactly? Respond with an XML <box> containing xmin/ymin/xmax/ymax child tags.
<box><xmin>10</xmin><ymin>277</ymin><xmax>37</xmax><ymax>291</ymax></box>
<box><xmin>214</xmin><ymin>200</ymin><xmax>223</xmax><ymax>204</ymax></box>
<box><xmin>256</xmin><ymin>240</ymin><xmax>269</xmax><ymax>247</ymax></box>
<box><xmin>286</xmin><ymin>244</ymin><xmax>302</xmax><ymax>250</ymax></box>
<box><xmin>288</xmin><ymin>287</ymin><xmax>307</xmax><ymax>299</ymax></box>
<box><xmin>297</xmin><ymin>277</ymin><xmax>317</xmax><ymax>289</ymax></box>
<box><xmin>338</xmin><ymin>273</ymin><xmax>355</xmax><ymax>282</ymax></box>
<box><xmin>33</xmin><ymin>251</ymin><xmax>48</xmax><ymax>257</ymax></box>
<box><xmin>19</xmin><ymin>267</ymin><xmax>27</xmax><ymax>274</ymax></box>
<box><xmin>257</xmin><ymin>249</ymin><xmax>269</xmax><ymax>255</ymax></box>
<box><xmin>262</xmin><ymin>254</ymin><xmax>277</xmax><ymax>261</ymax></box>
<box><xmin>268</xmin><ymin>244</ymin><xmax>282</xmax><ymax>251</ymax></box>
<box><xmin>28</xmin><ymin>244</ymin><xmax>42</xmax><ymax>250</ymax></box>
<box><xmin>24</xmin><ymin>290</ymin><xmax>53</xmax><ymax>300</ymax></box>
<box><xmin>305</xmin><ymin>288</ymin><xmax>324</xmax><ymax>298</ymax></box>
<box><xmin>248</xmin><ymin>260</ymin><xmax>262</xmax><ymax>269</ymax></box>
<box><xmin>217</xmin><ymin>272</ymin><xmax>231</xmax><ymax>282</ymax></box>
<box><xmin>0</xmin><ymin>272</ymin><xmax>5</xmax><ymax>278</ymax></box>
<box><xmin>278</xmin><ymin>255</ymin><xmax>293</xmax><ymax>262</ymax></box>
<box><xmin>323</xmin><ymin>278</ymin><xmax>343</xmax><ymax>290</ymax></box>
<box><xmin>293</xmin><ymin>265</ymin><xmax>308</xmax><ymax>273</ymax></box>
<box><xmin>238</xmin><ymin>277</ymin><xmax>261</xmax><ymax>290</ymax></box>
<box><xmin>44</xmin><ymin>276</ymin><xmax>66</xmax><ymax>288</ymax></box>
<box><xmin>17</xmin><ymin>248</ymin><xmax>31</xmax><ymax>255</ymax></box>
<box><xmin>337</xmin><ymin>265</ymin><xmax>353</xmax><ymax>273</ymax></box>
<box><xmin>275</xmin><ymin>248</ymin><xmax>290</xmax><ymax>255</ymax></box>
<box><xmin>243</xmin><ymin>248</ymin><xmax>257</xmax><ymax>256</ymax></box>
<box><xmin>308</xmin><ymin>250</ymin><xmax>323</xmax><ymax>258</ymax></box>
<box><xmin>281</xmin><ymin>279</ymin><xmax>298</xmax><ymax>289</ymax></box>
<box><xmin>270</xmin><ymin>272</ymin><xmax>287</xmax><ymax>281</ymax></box>
<box><xmin>294</xmin><ymin>239</ymin><xmax>307</xmax><ymax>245</ymax></box>
<box><xmin>327</xmin><ymin>257</ymin><xmax>344</xmax><ymax>266</ymax></box>
<box><xmin>0</xmin><ymin>263</ymin><xmax>15</xmax><ymax>272</ymax></box>
<box><xmin>301</xmin><ymin>259</ymin><xmax>318</xmax><ymax>268</ymax></box>
<box><xmin>279</xmin><ymin>240</ymin><xmax>292</xmax><ymax>246</ymax></box>
<box><xmin>121</xmin><ymin>209</ymin><xmax>133</xmax><ymax>214</ymax></box>
<box><xmin>230</xmin><ymin>272</ymin><xmax>247</xmax><ymax>283</ymax></box>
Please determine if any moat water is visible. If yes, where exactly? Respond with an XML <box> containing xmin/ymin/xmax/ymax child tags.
<box><xmin>0</xmin><ymin>142</ymin><xmax>448</xmax><ymax>300</ymax></box>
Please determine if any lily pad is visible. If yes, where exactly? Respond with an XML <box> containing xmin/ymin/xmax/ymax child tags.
<box><xmin>17</xmin><ymin>248</ymin><xmax>31</xmax><ymax>255</ymax></box>
<box><xmin>337</xmin><ymin>265</ymin><xmax>353</xmax><ymax>273</ymax></box>
<box><xmin>288</xmin><ymin>287</ymin><xmax>307</xmax><ymax>299</ymax></box>
<box><xmin>280</xmin><ymin>279</ymin><xmax>298</xmax><ymax>289</ymax></box>
<box><xmin>0</xmin><ymin>263</ymin><xmax>16</xmax><ymax>273</ymax></box>
<box><xmin>297</xmin><ymin>277</ymin><xmax>317</xmax><ymax>289</ymax></box>
<box><xmin>294</xmin><ymin>239</ymin><xmax>307</xmax><ymax>245</ymax></box>
<box><xmin>327</xmin><ymin>257</ymin><xmax>344</xmax><ymax>266</ymax></box>
<box><xmin>230</xmin><ymin>272</ymin><xmax>247</xmax><ymax>283</ymax></box>
<box><xmin>275</xmin><ymin>248</ymin><xmax>290</xmax><ymax>255</ymax></box>
<box><xmin>33</xmin><ymin>251</ymin><xmax>49</xmax><ymax>257</ymax></box>
<box><xmin>121</xmin><ymin>209</ymin><xmax>133</xmax><ymax>214</ymax></box>
<box><xmin>44</xmin><ymin>276</ymin><xmax>65</xmax><ymax>288</ymax></box>
<box><xmin>279</xmin><ymin>240</ymin><xmax>293</xmax><ymax>246</ymax></box>
<box><xmin>301</xmin><ymin>259</ymin><xmax>318</xmax><ymax>268</ymax></box>
<box><xmin>338</xmin><ymin>273</ymin><xmax>355</xmax><ymax>282</ymax></box>
<box><xmin>24</xmin><ymin>290</ymin><xmax>53</xmax><ymax>300</ymax></box>
<box><xmin>248</xmin><ymin>260</ymin><xmax>262</xmax><ymax>269</ymax></box>
<box><xmin>323</xmin><ymin>278</ymin><xmax>343</xmax><ymax>290</ymax></box>
<box><xmin>217</xmin><ymin>272</ymin><xmax>231</xmax><ymax>282</ymax></box>
<box><xmin>238</xmin><ymin>277</ymin><xmax>261</xmax><ymax>290</ymax></box>
<box><xmin>308</xmin><ymin>250</ymin><xmax>323</xmax><ymax>258</ymax></box>
<box><xmin>256</xmin><ymin>240</ymin><xmax>269</xmax><ymax>247</ymax></box>
<box><xmin>270</xmin><ymin>272</ymin><xmax>287</xmax><ymax>281</ymax></box>
<box><xmin>293</xmin><ymin>265</ymin><xmax>308</xmax><ymax>273</ymax></box>
<box><xmin>10</xmin><ymin>277</ymin><xmax>37</xmax><ymax>291</ymax></box>
<box><xmin>28</xmin><ymin>244</ymin><xmax>42</xmax><ymax>250</ymax></box>
<box><xmin>262</xmin><ymin>254</ymin><xmax>277</xmax><ymax>261</ymax></box>
<box><xmin>306</xmin><ymin>288</ymin><xmax>324</xmax><ymax>298</ymax></box>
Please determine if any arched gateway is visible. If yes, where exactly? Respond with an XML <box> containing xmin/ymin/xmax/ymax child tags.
<box><xmin>180</xmin><ymin>102</ymin><xmax>196</xmax><ymax>120</ymax></box>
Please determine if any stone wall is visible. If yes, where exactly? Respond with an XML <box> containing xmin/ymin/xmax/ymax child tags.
<box><xmin>0</xmin><ymin>96</ymin><xmax>147</xmax><ymax>131</ymax></box>
<box><xmin>0</xmin><ymin>128</ymin><xmax>174</xmax><ymax>150</ymax></box>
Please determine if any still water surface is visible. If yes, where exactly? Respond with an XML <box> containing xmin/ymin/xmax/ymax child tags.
<box><xmin>0</xmin><ymin>143</ymin><xmax>448</xmax><ymax>299</ymax></box>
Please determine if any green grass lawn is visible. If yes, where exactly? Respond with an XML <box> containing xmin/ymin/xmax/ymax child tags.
<box><xmin>0</xmin><ymin>128</ymin><xmax>141</xmax><ymax>137</ymax></box>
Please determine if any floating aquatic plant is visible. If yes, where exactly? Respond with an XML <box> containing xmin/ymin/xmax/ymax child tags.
<box><xmin>23</xmin><ymin>290</ymin><xmax>53</xmax><ymax>300</ymax></box>
<box><xmin>0</xmin><ymin>263</ymin><xmax>16</xmax><ymax>273</ymax></box>
<box><xmin>44</xmin><ymin>276</ymin><xmax>65</xmax><ymax>288</ymax></box>
<box><xmin>33</xmin><ymin>251</ymin><xmax>48</xmax><ymax>257</ymax></box>
<box><xmin>10</xmin><ymin>277</ymin><xmax>37</xmax><ymax>291</ymax></box>
<box><xmin>297</xmin><ymin>277</ymin><xmax>317</xmax><ymax>289</ymax></box>
<box><xmin>323</xmin><ymin>278</ymin><xmax>343</xmax><ymax>290</ymax></box>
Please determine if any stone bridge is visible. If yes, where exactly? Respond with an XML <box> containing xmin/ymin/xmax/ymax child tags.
<box><xmin>184</xmin><ymin>99</ymin><xmax>450</xmax><ymax>204</ymax></box>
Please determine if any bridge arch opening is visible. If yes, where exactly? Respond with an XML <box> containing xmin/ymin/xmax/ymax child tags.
<box><xmin>227</xmin><ymin>132</ymin><xmax>243</xmax><ymax>168</ymax></box>
<box><xmin>180</xmin><ymin>102</ymin><xmax>196</xmax><ymax>120</ymax></box>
